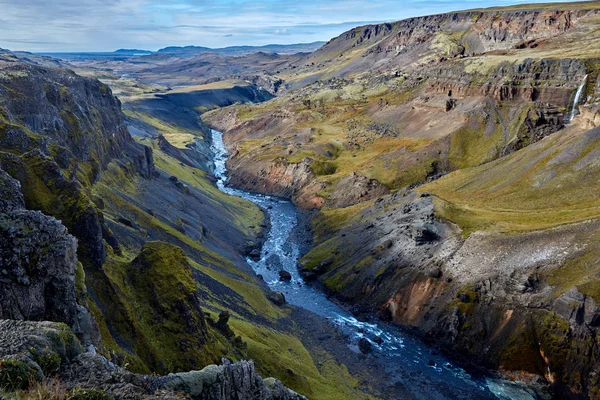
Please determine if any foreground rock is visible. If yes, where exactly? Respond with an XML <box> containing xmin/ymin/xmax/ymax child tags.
<box><xmin>162</xmin><ymin>359</ymin><xmax>306</xmax><ymax>400</ymax></box>
<box><xmin>0</xmin><ymin>168</ymin><xmax>98</xmax><ymax>345</ymax></box>
<box><xmin>0</xmin><ymin>319</ymin><xmax>306</xmax><ymax>400</ymax></box>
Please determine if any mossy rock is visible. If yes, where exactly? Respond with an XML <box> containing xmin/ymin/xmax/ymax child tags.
<box><xmin>120</xmin><ymin>241</ymin><xmax>213</xmax><ymax>373</ymax></box>
<box><xmin>311</xmin><ymin>160</ymin><xmax>337</xmax><ymax>176</ymax></box>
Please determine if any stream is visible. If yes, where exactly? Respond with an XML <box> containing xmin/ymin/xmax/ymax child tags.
<box><xmin>210</xmin><ymin>129</ymin><xmax>544</xmax><ymax>400</ymax></box>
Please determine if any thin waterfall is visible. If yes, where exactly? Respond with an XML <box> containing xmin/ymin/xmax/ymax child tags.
<box><xmin>568</xmin><ymin>74</ymin><xmax>588</xmax><ymax>123</ymax></box>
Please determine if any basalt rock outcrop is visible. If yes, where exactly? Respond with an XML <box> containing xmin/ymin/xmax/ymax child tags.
<box><xmin>0</xmin><ymin>168</ymin><xmax>98</xmax><ymax>345</ymax></box>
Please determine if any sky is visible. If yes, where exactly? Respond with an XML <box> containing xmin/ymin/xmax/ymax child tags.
<box><xmin>0</xmin><ymin>0</ymin><xmax>582</xmax><ymax>52</ymax></box>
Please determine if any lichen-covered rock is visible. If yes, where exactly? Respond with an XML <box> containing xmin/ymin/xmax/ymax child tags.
<box><xmin>161</xmin><ymin>359</ymin><xmax>307</xmax><ymax>400</ymax></box>
<box><xmin>0</xmin><ymin>319</ymin><xmax>83</xmax><ymax>375</ymax></box>
<box><xmin>0</xmin><ymin>151</ymin><xmax>107</xmax><ymax>269</ymax></box>
<box><xmin>0</xmin><ymin>210</ymin><xmax>79</xmax><ymax>324</ymax></box>
<box><xmin>61</xmin><ymin>352</ymin><xmax>307</xmax><ymax>400</ymax></box>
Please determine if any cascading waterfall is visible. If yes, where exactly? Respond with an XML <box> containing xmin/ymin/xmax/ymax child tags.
<box><xmin>568</xmin><ymin>74</ymin><xmax>588</xmax><ymax>123</ymax></box>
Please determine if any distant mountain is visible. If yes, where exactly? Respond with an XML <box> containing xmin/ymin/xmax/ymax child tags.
<box><xmin>36</xmin><ymin>49</ymin><xmax>153</xmax><ymax>61</ymax></box>
<box><xmin>156</xmin><ymin>42</ymin><xmax>326</xmax><ymax>57</ymax></box>
<box><xmin>114</xmin><ymin>48</ymin><xmax>153</xmax><ymax>55</ymax></box>
<box><xmin>157</xmin><ymin>45</ymin><xmax>212</xmax><ymax>54</ymax></box>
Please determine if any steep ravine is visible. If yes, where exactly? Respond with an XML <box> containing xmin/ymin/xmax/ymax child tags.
<box><xmin>210</xmin><ymin>128</ymin><xmax>545</xmax><ymax>400</ymax></box>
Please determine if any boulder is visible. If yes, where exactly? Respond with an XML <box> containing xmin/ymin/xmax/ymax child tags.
<box><xmin>372</xmin><ymin>336</ymin><xmax>384</xmax><ymax>345</ymax></box>
<box><xmin>358</xmin><ymin>338</ymin><xmax>372</xmax><ymax>354</ymax></box>
<box><xmin>267</xmin><ymin>291</ymin><xmax>286</xmax><ymax>306</ymax></box>
<box><xmin>0</xmin><ymin>319</ymin><xmax>83</xmax><ymax>377</ymax></box>
<box><xmin>302</xmin><ymin>272</ymin><xmax>317</xmax><ymax>283</ymax></box>
<box><xmin>279</xmin><ymin>270</ymin><xmax>292</xmax><ymax>282</ymax></box>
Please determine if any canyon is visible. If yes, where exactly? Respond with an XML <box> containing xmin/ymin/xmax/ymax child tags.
<box><xmin>2</xmin><ymin>1</ymin><xmax>600</xmax><ymax>399</ymax></box>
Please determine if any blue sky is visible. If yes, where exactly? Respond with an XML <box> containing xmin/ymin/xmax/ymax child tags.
<box><xmin>0</xmin><ymin>0</ymin><xmax>582</xmax><ymax>52</ymax></box>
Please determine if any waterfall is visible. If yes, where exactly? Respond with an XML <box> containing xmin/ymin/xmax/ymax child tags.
<box><xmin>568</xmin><ymin>74</ymin><xmax>588</xmax><ymax>123</ymax></box>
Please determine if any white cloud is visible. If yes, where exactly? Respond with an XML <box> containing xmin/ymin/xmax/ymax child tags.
<box><xmin>0</xmin><ymin>0</ymin><xmax>582</xmax><ymax>52</ymax></box>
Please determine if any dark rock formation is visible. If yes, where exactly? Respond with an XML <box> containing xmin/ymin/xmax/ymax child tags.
<box><xmin>0</xmin><ymin>169</ymin><xmax>97</xmax><ymax>344</ymax></box>
<box><xmin>0</xmin><ymin>320</ymin><xmax>83</xmax><ymax>367</ymax></box>
<box><xmin>0</xmin><ymin>59</ymin><xmax>154</xmax><ymax>176</ymax></box>
<box><xmin>0</xmin><ymin>168</ymin><xmax>24</xmax><ymax>212</ymax></box>
<box><xmin>0</xmin><ymin>209</ymin><xmax>79</xmax><ymax>324</ymax></box>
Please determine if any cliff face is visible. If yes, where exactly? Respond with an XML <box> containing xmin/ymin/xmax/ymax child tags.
<box><xmin>302</xmin><ymin>7</ymin><xmax>596</xmax><ymax>78</ymax></box>
<box><xmin>297</xmin><ymin>117</ymin><xmax>600</xmax><ymax>397</ymax></box>
<box><xmin>0</xmin><ymin>57</ymin><xmax>156</xmax><ymax>272</ymax></box>
<box><xmin>0</xmin><ymin>59</ymin><xmax>154</xmax><ymax>175</ymax></box>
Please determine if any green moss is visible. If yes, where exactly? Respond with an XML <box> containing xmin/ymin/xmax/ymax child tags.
<box><xmin>301</xmin><ymin>238</ymin><xmax>342</xmax><ymax>271</ymax></box>
<box><xmin>30</xmin><ymin>348</ymin><xmax>61</xmax><ymax>376</ymax></box>
<box><xmin>143</xmin><ymin>142</ymin><xmax>263</xmax><ymax>237</ymax></box>
<box><xmin>448</xmin><ymin>118</ymin><xmax>502</xmax><ymax>170</ymax></box>
<box><xmin>547</xmin><ymin>232</ymin><xmax>600</xmax><ymax>299</ymax></box>
<box><xmin>46</xmin><ymin>324</ymin><xmax>83</xmax><ymax>362</ymax></box>
<box><xmin>384</xmin><ymin>157</ymin><xmax>436</xmax><ymax>190</ymax></box>
<box><xmin>311</xmin><ymin>160</ymin><xmax>338</xmax><ymax>176</ymax></box>
<box><xmin>0</xmin><ymin>359</ymin><xmax>37</xmax><ymax>391</ymax></box>
<box><xmin>59</xmin><ymin>110</ymin><xmax>84</xmax><ymax>140</ymax></box>
<box><xmin>75</xmin><ymin>262</ymin><xmax>87</xmax><ymax>303</ymax></box>
<box><xmin>499</xmin><ymin>321</ymin><xmax>546</xmax><ymax>374</ymax></box>
<box><xmin>230</xmin><ymin>320</ymin><xmax>368</xmax><ymax>400</ymax></box>
<box><xmin>123</xmin><ymin>108</ymin><xmax>200</xmax><ymax>148</ymax></box>
<box><xmin>115</xmin><ymin>242</ymin><xmax>215</xmax><ymax>373</ymax></box>
<box><xmin>421</xmin><ymin>124</ymin><xmax>600</xmax><ymax>234</ymax></box>
<box><xmin>189</xmin><ymin>259</ymin><xmax>283</xmax><ymax>320</ymax></box>
<box><xmin>312</xmin><ymin>203</ymin><xmax>368</xmax><ymax>241</ymax></box>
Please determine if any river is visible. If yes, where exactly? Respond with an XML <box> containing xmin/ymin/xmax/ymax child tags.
<box><xmin>210</xmin><ymin>129</ymin><xmax>544</xmax><ymax>400</ymax></box>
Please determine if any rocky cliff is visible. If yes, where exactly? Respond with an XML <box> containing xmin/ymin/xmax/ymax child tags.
<box><xmin>0</xmin><ymin>168</ymin><xmax>97</xmax><ymax>345</ymax></box>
